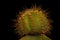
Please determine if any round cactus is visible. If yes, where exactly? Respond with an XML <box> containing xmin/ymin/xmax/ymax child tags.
<box><xmin>14</xmin><ymin>6</ymin><xmax>52</xmax><ymax>38</ymax></box>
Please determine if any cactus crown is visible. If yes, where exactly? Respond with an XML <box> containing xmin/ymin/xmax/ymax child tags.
<box><xmin>14</xmin><ymin>6</ymin><xmax>52</xmax><ymax>37</ymax></box>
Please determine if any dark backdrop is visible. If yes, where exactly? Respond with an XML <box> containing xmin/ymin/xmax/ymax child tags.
<box><xmin>1</xmin><ymin>0</ymin><xmax>59</xmax><ymax>40</ymax></box>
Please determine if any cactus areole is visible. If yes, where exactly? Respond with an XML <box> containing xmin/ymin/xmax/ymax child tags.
<box><xmin>14</xmin><ymin>6</ymin><xmax>52</xmax><ymax>40</ymax></box>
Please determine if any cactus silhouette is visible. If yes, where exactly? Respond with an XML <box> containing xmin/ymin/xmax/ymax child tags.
<box><xmin>14</xmin><ymin>6</ymin><xmax>52</xmax><ymax>40</ymax></box>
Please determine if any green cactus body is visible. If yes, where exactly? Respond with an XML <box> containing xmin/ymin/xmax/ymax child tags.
<box><xmin>14</xmin><ymin>6</ymin><xmax>52</xmax><ymax>40</ymax></box>
<box><xmin>15</xmin><ymin>8</ymin><xmax>51</xmax><ymax>35</ymax></box>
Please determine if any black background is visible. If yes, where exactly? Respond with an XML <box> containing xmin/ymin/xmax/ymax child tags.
<box><xmin>1</xmin><ymin>0</ymin><xmax>59</xmax><ymax>40</ymax></box>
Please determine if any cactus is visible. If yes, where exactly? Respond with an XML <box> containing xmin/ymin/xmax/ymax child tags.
<box><xmin>14</xmin><ymin>6</ymin><xmax>52</xmax><ymax>40</ymax></box>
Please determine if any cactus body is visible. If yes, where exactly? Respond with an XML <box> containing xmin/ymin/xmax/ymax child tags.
<box><xmin>15</xmin><ymin>7</ymin><xmax>51</xmax><ymax>36</ymax></box>
<box><xmin>14</xmin><ymin>6</ymin><xmax>52</xmax><ymax>40</ymax></box>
